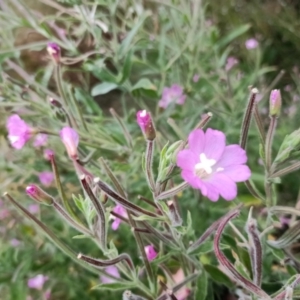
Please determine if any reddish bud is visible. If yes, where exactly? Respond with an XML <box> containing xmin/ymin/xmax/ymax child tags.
<box><xmin>26</xmin><ymin>184</ymin><xmax>53</xmax><ymax>205</ymax></box>
<box><xmin>269</xmin><ymin>89</ymin><xmax>282</xmax><ymax>117</ymax></box>
<box><xmin>136</xmin><ymin>110</ymin><xmax>156</xmax><ymax>140</ymax></box>
<box><xmin>47</xmin><ymin>42</ymin><xmax>61</xmax><ymax>63</ymax></box>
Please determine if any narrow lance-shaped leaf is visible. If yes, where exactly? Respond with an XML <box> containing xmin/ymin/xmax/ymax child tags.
<box><xmin>213</xmin><ymin>207</ymin><xmax>270</xmax><ymax>299</ymax></box>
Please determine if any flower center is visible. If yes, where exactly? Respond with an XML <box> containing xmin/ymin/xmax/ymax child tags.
<box><xmin>194</xmin><ymin>153</ymin><xmax>216</xmax><ymax>179</ymax></box>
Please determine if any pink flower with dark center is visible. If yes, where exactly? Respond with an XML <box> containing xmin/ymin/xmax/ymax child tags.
<box><xmin>28</xmin><ymin>274</ymin><xmax>48</xmax><ymax>290</ymax></box>
<box><xmin>159</xmin><ymin>84</ymin><xmax>186</xmax><ymax>108</ymax></box>
<box><xmin>6</xmin><ymin>114</ymin><xmax>32</xmax><ymax>149</ymax></box>
<box><xmin>177</xmin><ymin>128</ymin><xmax>251</xmax><ymax>201</ymax></box>
<box><xmin>44</xmin><ymin>149</ymin><xmax>54</xmax><ymax>161</ymax></box>
<box><xmin>111</xmin><ymin>205</ymin><xmax>127</xmax><ymax>230</ymax></box>
<box><xmin>144</xmin><ymin>245</ymin><xmax>157</xmax><ymax>261</ymax></box>
<box><xmin>225</xmin><ymin>57</ymin><xmax>239</xmax><ymax>71</ymax></box>
<box><xmin>60</xmin><ymin>127</ymin><xmax>79</xmax><ymax>159</ymax></box>
<box><xmin>245</xmin><ymin>38</ymin><xmax>258</xmax><ymax>49</ymax></box>
<box><xmin>39</xmin><ymin>171</ymin><xmax>54</xmax><ymax>187</ymax></box>
<box><xmin>100</xmin><ymin>266</ymin><xmax>120</xmax><ymax>283</ymax></box>
<box><xmin>33</xmin><ymin>134</ymin><xmax>48</xmax><ymax>147</ymax></box>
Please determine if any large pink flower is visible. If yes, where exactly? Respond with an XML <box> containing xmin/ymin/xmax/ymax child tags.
<box><xmin>177</xmin><ymin>129</ymin><xmax>251</xmax><ymax>201</ymax></box>
<box><xmin>6</xmin><ymin>114</ymin><xmax>32</xmax><ymax>149</ymax></box>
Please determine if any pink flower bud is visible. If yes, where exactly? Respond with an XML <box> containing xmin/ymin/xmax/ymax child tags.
<box><xmin>26</xmin><ymin>184</ymin><xmax>53</xmax><ymax>205</ymax></box>
<box><xmin>245</xmin><ymin>38</ymin><xmax>259</xmax><ymax>49</ymax></box>
<box><xmin>269</xmin><ymin>89</ymin><xmax>282</xmax><ymax>117</ymax></box>
<box><xmin>60</xmin><ymin>127</ymin><xmax>79</xmax><ymax>159</ymax></box>
<box><xmin>47</xmin><ymin>42</ymin><xmax>61</xmax><ymax>63</ymax></box>
<box><xmin>136</xmin><ymin>110</ymin><xmax>156</xmax><ymax>140</ymax></box>
<box><xmin>144</xmin><ymin>244</ymin><xmax>157</xmax><ymax>261</ymax></box>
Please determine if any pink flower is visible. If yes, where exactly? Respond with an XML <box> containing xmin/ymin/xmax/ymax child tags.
<box><xmin>47</xmin><ymin>42</ymin><xmax>61</xmax><ymax>63</ymax></box>
<box><xmin>193</xmin><ymin>74</ymin><xmax>200</xmax><ymax>83</ymax></box>
<box><xmin>159</xmin><ymin>84</ymin><xmax>186</xmax><ymax>108</ymax></box>
<box><xmin>245</xmin><ymin>38</ymin><xmax>258</xmax><ymax>49</ymax></box>
<box><xmin>10</xmin><ymin>239</ymin><xmax>21</xmax><ymax>247</ymax></box>
<box><xmin>33</xmin><ymin>134</ymin><xmax>48</xmax><ymax>147</ymax></box>
<box><xmin>171</xmin><ymin>269</ymin><xmax>190</xmax><ymax>300</ymax></box>
<box><xmin>60</xmin><ymin>127</ymin><xmax>79</xmax><ymax>159</ymax></box>
<box><xmin>28</xmin><ymin>204</ymin><xmax>40</xmax><ymax>214</ymax></box>
<box><xmin>44</xmin><ymin>290</ymin><xmax>51</xmax><ymax>300</ymax></box>
<box><xmin>6</xmin><ymin>114</ymin><xmax>32</xmax><ymax>149</ymax></box>
<box><xmin>111</xmin><ymin>205</ymin><xmax>127</xmax><ymax>230</ymax></box>
<box><xmin>100</xmin><ymin>266</ymin><xmax>120</xmax><ymax>284</ymax></box>
<box><xmin>176</xmin><ymin>128</ymin><xmax>251</xmax><ymax>201</ymax></box>
<box><xmin>44</xmin><ymin>149</ymin><xmax>54</xmax><ymax>160</ymax></box>
<box><xmin>27</xmin><ymin>274</ymin><xmax>48</xmax><ymax>290</ymax></box>
<box><xmin>144</xmin><ymin>245</ymin><xmax>157</xmax><ymax>261</ymax></box>
<box><xmin>0</xmin><ymin>208</ymin><xmax>10</xmax><ymax>220</ymax></box>
<box><xmin>26</xmin><ymin>184</ymin><xmax>53</xmax><ymax>205</ymax></box>
<box><xmin>38</xmin><ymin>171</ymin><xmax>54</xmax><ymax>187</ymax></box>
<box><xmin>225</xmin><ymin>57</ymin><xmax>239</xmax><ymax>71</ymax></box>
<box><xmin>136</xmin><ymin>110</ymin><xmax>156</xmax><ymax>140</ymax></box>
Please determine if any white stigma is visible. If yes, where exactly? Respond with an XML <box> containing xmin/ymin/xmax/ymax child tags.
<box><xmin>194</xmin><ymin>153</ymin><xmax>216</xmax><ymax>178</ymax></box>
<box><xmin>140</xmin><ymin>110</ymin><xmax>147</xmax><ymax>117</ymax></box>
<box><xmin>8</xmin><ymin>136</ymin><xmax>19</xmax><ymax>143</ymax></box>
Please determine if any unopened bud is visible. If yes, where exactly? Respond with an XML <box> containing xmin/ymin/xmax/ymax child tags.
<box><xmin>44</xmin><ymin>149</ymin><xmax>54</xmax><ymax>161</ymax></box>
<box><xmin>26</xmin><ymin>184</ymin><xmax>53</xmax><ymax>205</ymax></box>
<box><xmin>49</xmin><ymin>97</ymin><xmax>62</xmax><ymax>108</ymax></box>
<box><xmin>144</xmin><ymin>244</ymin><xmax>157</xmax><ymax>261</ymax></box>
<box><xmin>60</xmin><ymin>127</ymin><xmax>79</xmax><ymax>159</ymax></box>
<box><xmin>269</xmin><ymin>89</ymin><xmax>282</xmax><ymax>117</ymax></box>
<box><xmin>136</xmin><ymin>110</ymin><xmax>156</xmax><ymax>140</ymax></box>
<box><xmin>47</xmin><ymin>42</ymin><xmax>61</xmax><ymax>63</ymax></box>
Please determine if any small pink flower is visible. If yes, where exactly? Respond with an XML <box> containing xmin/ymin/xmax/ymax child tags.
<box><xmin>193</xmin><ymin>74</ymin><xmax>200</xmax><ymax>83</ymax></box>
<box><xmin>6</xmin><ymin>114</ymin><xmax>32</xmax><ymax>149</ymax></box>
<box><xmin>38</xmin><ymin>171</ymin><xmax>54</xmax><ymax>187</ymax></box>
<box><xmin>225</xmin><ymin>57</ymin><xmax>239</xmax><ymax>71</ymax></box>
<box><xmin>159</xmin><ymin>84</ymin><xmax>186</xmax><ymax>108</ymax></box>
<box><xmin>10</xmin><ymin>238</ymin><xmax>21</xmax><ymax>247</ymax></box>
<box><xmin>28</xmin><ymin>204</ymin><xmax>40</xmax><ymax>214</ymax></box>
<box><xmin>100</xmin><ymin>266</ymin><xmax>120</xmax><ymax>284</ymax></box>
<box><xmin>33</xmin><ymin>134</ymin><xmax>48</xmax><ymax>147</ymax></box>
<box><xmin>144</xmin><ymin>245</ymin><xmax>157</xmax><ymax>261</ymax></box>
<box><xmin>245</xmin><ymin>38</ymin><xmax>258</xmax><ymax>49</ymax></box>
<box><xmin>26</xmin><ymin>184</ymin><xmax>53</xmax><ymax>205</ymax></box>
<box><xmin>177</xmin><ymin>128</ymin><xmax>251</xmax><ymax>201</ymax></box>
<box><xmin>44</xmin><ymin>149</ymin><xmax>54</xmax><ymax>161</ymax></box>
<box><xmin>28</xmin><ymin>274</ymin><xmax>48</xmax><ymax>290</ymax></box>
<box><xmin>171</xmin><ymin>268</ymin><xmax>190</xmax><ymax>300</ymax></box>
<box><xmin>47</xmin><ymin>42</ymin><xmax>61</xmax><ymax>63</ymax></box>
<box><xmin>44</xmin><ymin>289</ymin><xmax>51</xmax><ymax>300</ymax></box>
<box><xmin>111</xmin><ymin>205</ymin><xmax>127</xmax><ymax>230</ymax></box>
<box><xmin>60</xmin><ymin>127</ymin><xmax>79</xmax><ymax>159</ymax></box>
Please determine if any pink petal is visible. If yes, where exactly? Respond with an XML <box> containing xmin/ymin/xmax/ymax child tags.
<box><xmin>215</xmin><ymin>145</ymin><xmax>247</xmax><ymax>167</ymax></box>
<box><xmin>203</xmin><ymin>129</ymin><xmax>226</xmax><ymax>161</ymax></box>
<box><xmin>200</xmin><ymin>181</ymin><xmax>219</xmax><ymax>202</ymax></box>
<box><xmin>177</xmin><ymin>150</ymin><xmax>198</xmax><ymax>172</ymax></box>
<box><xmin>112</xmin><ymin>218</ymin><xmax>121</xmax><ymax>230</ymax></box>
<box><xmin>208</xmin><ymin>173</ymin><xmax>237</xmax><ymax>201</ymax></box>
<box><xmin>188</xmin><ymin>129</ymin><xmax>205</xmax><ymax>155</ymax></box>
<box><xmin>181</xmin><ymin>170</ymin><xmax>200</xmax><ymax>189</ymax></box>
<box><xmin>100</xmin><ymin>266</ymin><xmax>120</xmax><ymax>283</ymax></box>
<box><xmin>220</xmin><ymin>165</ymin><xmax>251</xmax><ymax>182</ymax></box>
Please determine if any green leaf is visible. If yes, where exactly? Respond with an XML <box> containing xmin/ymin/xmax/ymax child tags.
<box><xmin>131</xmin><ymin>78</ymin><xmax>157</xmax><ymax>98</ymax></box>
<box><xmin>120</xmin><ymin>50</ymin><xmax>133</xmax><ymax>83</ymax></box>
<box><xmin>203</xmin><ymin>264</ymin><xmax>234</xmax><ymax>288</ymax></box>
<box><xmin>271</xmin><ymin>248</ymin><xmax>285</xmax><ymax>261</ymax></box>
<box><xmin>194</xmin><ymin>270</ymin><xmax>208</xmax><ymax>300</ymax></box>
<box><xmin>92</xmin><ymin>281</ymin><xmax>136</xmax><ymax>290</ymax></box>
<box><xmin>215</xmin><ymin>24</ymin><xmax>251</xmax><ymax>49</ymax></box>
<box><xmin>72</xmin><ymin>235</ymin><xmax>88</xmax><ymax>239</ymax></box>
<box><xmin>118</xmin><ymin>13</ymin><xmax>150</xmax><ymax>58</ymax></box>
<box><xmin>91</xmin><ymin>82</ymin><xmax>119</xmax><ymax>96</ymax></box>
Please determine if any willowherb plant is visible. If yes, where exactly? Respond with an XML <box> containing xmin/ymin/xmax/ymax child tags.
<box><xmin>4</xmin><ymin>44</ymin><xmax>300</xmax><ymax>299</ymax></box>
